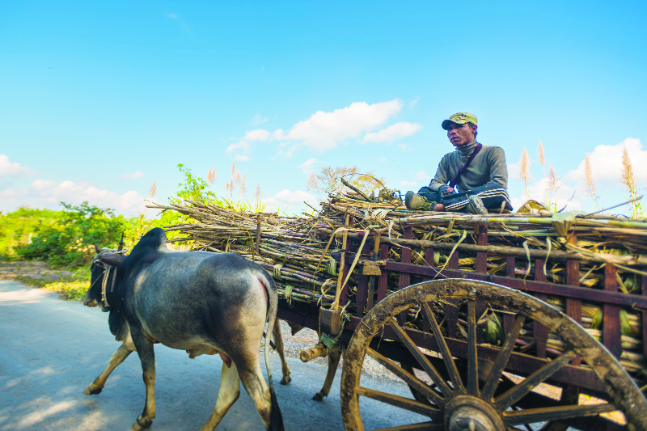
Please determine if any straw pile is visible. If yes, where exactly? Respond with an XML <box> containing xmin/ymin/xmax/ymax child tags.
<box><xmin>149</xmin><ymin>195</ymin><xmax>647</xmax><ymax>375</ymax></box>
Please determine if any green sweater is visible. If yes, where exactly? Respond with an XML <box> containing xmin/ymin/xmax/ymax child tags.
<box><xmin>428</xmin><ymin>140</ymin><xmax>508</xmax><ymax>192</ymax></box>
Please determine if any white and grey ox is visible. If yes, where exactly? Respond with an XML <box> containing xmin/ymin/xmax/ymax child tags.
<box><xmin>82</xmin><ymin>228</ymin><xmax>284</xmax><ymax>431</ymax></box>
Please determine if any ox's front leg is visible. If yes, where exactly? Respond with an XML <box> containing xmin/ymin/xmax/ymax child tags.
<box><xmin>200</xmin><ymin>362</ymin><xmax>241</xmax><ymax>431</ymax></box>
<box><xmin>131</xmin><ymin>329</ymin><xmax>156</xmax><ymax>430</ymax></box>
<box><xmin>84</xmin><ymin>344</ymin><xmax>133</xmax><ymax>395</ymax></box>
<box><xmin>272</xmin><ymin>322</ymin><xmax>291</xmax><ymax>385</ymax></box>
<box><xmin>312</xmin><ymin>343</ymin><xmax>343</xmax><ymax>401</ymax></box>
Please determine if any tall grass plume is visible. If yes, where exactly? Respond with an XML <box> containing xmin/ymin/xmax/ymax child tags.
<box><xmin>518</xmin><ymin>147</ymin><xmax>532</xmax><ymax>200</ymax></box>
<box><xmin>537</xmin><ymin>140</ymin><xmax>547</xmax><ymax>204</ymax></box>
<box><xmin>583</xmin><ymin>153</ymin><xmax>600</xmax><ymax>212</ymax></box>
<box><xmin>621</xmin><ymin>146</ymin><xmax>645</xmax><ymax>219</ymax></box>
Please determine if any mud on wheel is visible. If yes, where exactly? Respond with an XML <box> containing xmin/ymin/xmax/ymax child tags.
<box><xmin>340</xmin><ymin>279</ymin><xmax>647</xmax><ymax>431</ymax></box>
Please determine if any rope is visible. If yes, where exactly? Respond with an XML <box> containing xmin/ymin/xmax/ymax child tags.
<box><xmin>327</xmin><ymin>257</ymin><xmax>337</xmax><ymax>276</ymax></box>
<box><xmin>273</xmin><ymin>263</ymin><xmax>284</xmax><ymax>280</ymax></box>
<box><xmin>284</xmin><ymin>285</ymin><xmax>293</xmax><ymax>306</ymax></box>
<box><xmin>319</xmin><ymin>312</ymin><xmax>351</xmax><ymax>353</ymax></box>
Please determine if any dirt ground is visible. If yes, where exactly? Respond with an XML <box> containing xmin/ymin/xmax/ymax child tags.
<box><xmin>0</xmin><ymin>260</ymin><xmax>74</xmax><ymax>282</ymax></box>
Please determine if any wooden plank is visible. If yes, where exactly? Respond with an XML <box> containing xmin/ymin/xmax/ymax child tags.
<box><xmin>603</xmin><ymin>264</ymin><xmax>622</xmax><ymax>358</ymax></box>
<box><xmin>376</xmin><ymin>244</ymin><xmax>390</xmax><ymax>303</ymax></box>
<box><xmin>476</xmin><ymin>223</ymin><xmax>488</xmax><ymax>273</ymax></box>
<box><xmin>503</xmin><ymin>256</ymin><xmax>516</xmax><ymax>335</ymax></box>
<box><xmin>475</xmin><ymin>224</ymin><xmax>487</xmax><ymax>343</ymax></box>
<box><xmin>334</xmin><ymin>254</ymin><xmax>647</xmax><ymax>309</ymax></box>
<box><xmin>356</xmin><ymin>275</ymin><xmax>368</xmax><ymax>318</ymax></box>
<box><xmin>422</xmin><ymin>248</ymin><xmax>434</xmax><ymax>333</ymax></box>
<box><xmin>398</xmin><ymin>226</ymin><xmax>413</xmax><ymax>324</ymax></box>
<box><xmin>446</xmin><ymin>250</ymin><xmax>460</xmax><ymax>338</ymax></box>
<box><xmin>534</xmin><ymin>258</ymin><xmax>548</xmax><ymax>359</ymax></box>
<box><xmin>566</xmin><ymin>241</ymin><xmax>582</xmax><ymax>365</ymax></box>
<box><xmin>339</xmin><ymin>230</ymin><xmax>353</xmax><ymax>305</ymax></box>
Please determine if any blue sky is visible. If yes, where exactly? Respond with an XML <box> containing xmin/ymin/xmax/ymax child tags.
<box><xmin>2</xmin><ymin>1</ymin><xmax>647</xmax><ymax>216</ymax></box>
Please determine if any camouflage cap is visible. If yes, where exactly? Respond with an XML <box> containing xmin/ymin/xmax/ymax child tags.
<box><xmin>441</xmin><ymin>112</ymin><xmax>478</xmax><ymax>130</ymax></box>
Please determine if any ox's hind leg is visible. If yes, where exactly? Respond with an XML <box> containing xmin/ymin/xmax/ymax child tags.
<box><xmin>84</xmin><ymin>344</ymin><xmax>133</xmax><ymax>395</ymax></box>
<box><xmin>312</xmin><ymin>343</ymin><xmax>342</xmax><ymax>401</ymax></box>
<box><xmin>238</xmin><ymin>365</ymin><xmax>273</xmax><ymax>429</ymax></box>
<box><xmin>130</xmin><ymin>329</ymin><xmax>156</xmax><ymax>430</ymax></box>
<box><xmin>272</xmin><ymin>322</ymin><xmax>291</xmax><ymax>385</ymax></box>
<box><xmin>199</xmin><ymin>362</ymin><xmax>241</xmax><ymax>431</ymax></box>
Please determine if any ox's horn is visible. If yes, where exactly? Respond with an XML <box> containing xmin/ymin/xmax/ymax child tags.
<box><xmin>94</xmin><ymin>244</ymin><xmax>103</xmax><ymax>254</ymax></box>
<box><xmin>99</xmin><ymin>253</ymin><xmax>126</xmax><ymax>266</ymax></box>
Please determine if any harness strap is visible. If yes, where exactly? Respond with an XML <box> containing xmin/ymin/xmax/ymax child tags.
<box><xmin>449</xmin><ymin>142</ymin><xmax>482</xmax><ymax>188</ymax></box>
<box><xmin>101</xmin><ymin>265</ymin><xmax>112</xmax><ymax>308</ymax></box>
<box><xmin>110</xmin><ymin>267</ymin><xmax>118</xmax><ymax>293</ymax></box>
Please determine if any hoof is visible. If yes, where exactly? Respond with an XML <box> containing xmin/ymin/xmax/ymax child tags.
<box><xmin>312</xmin><ymin>392</ymin><xmax>324</xmax><ymax>402</ymax></box>
<box><xmin>84</xmin><ymin>385</ymin><xmax>103</xmax><ymax>395</ymax></box>
<box><xmin>132</xmin><ymin>416</ymin><xmax>153</xmax><ymax>430</ymax></box>
<box><xmin>280</xmin><ymin>375</ymin><xmax>292</xmax><ymax>385</ymax></box>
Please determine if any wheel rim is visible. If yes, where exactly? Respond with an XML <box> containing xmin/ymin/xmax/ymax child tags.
<box><xmin>340</xmin><ymin>279</ymin><xmax>647</xmax><ymax>431</ymax></box>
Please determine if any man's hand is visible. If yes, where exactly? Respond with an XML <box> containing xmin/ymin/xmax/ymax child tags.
<box><xmin>439</xmin><ymin>185</ymin><xmax>454</xmax><ymax>195</ymax></box>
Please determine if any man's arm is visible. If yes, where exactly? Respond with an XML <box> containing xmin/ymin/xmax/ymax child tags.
<box><xmin>428</xmin><ymin>156</ymin><xmax>450</xmax><ymax>192</ymax></box>
<box><xmin>488</xmin><ymin>147</ymin><xmax>508</xmax><ymax>188</ymax></box>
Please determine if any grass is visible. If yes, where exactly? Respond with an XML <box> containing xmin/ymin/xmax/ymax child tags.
<box><xmin>16</xmin><ymin>267</ymin><xmax>91</xmax><ymax>301</ymax></box>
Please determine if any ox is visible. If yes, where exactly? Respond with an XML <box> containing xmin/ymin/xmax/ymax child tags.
<box><xmin>82</xmin><ymin>228</ymin><xmax>284</xmax><ymax>431</ymax></box>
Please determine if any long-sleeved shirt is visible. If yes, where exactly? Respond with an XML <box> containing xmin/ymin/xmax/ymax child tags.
<box><xmin>428</xmin><ymin>140</ymin><xmax>508</xmax><ymax>192</ymax></box>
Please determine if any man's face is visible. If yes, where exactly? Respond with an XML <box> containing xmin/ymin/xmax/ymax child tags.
<box><xmin>446</xmin><ymin>123</ymin><xmax>476</xmax><ymax>146</ymax></box>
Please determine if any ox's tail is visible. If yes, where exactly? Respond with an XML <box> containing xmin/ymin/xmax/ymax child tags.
<box><xmin>260</xmin><ymin>272</ymin><xmax>284</xmax><ymax>431</ymax></box>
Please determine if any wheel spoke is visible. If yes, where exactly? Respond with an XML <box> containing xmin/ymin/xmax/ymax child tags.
<box><xmin>389</xmin><ymin>318</ymin><xmax>454</xmax><ymax>397</ymax></box>
<box><xmin>494</xmin><ymin>351</ymin><xmax>577</xmax><ymax>410</ymax></box>
<box><xmin>481</xmin><ymin>315</ymin><xmax>526</xmax><ymax>400</ymax></box>
<box><xmin>467</xmin><ymin>300</ymin><xmax>479</xmax><ymax>395</ymax></box>
<box><xmin>367</xmin><ymin>348</ymin><xmax>445</xmax><ymax>407</ymax></box>
<box><xmin>503</xmin><ymin>403</ymin><xmax>617</xmax><ymax>425</ymax></box>
<box><xmin>357</xmin><ymin>387</ymin><xmax>443</xmax><ymax>420</ymax></box>
<box><xmin>373</xmin><ymin>421</ymin><xmax>444</xmax><ymax>431</ymax></box>
<box><xmin>422</xmin><ymin>302</ymin><xmax>464</xmax><ymax>393</ymax></box>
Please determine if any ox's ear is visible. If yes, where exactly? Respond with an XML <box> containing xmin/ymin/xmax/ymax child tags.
<box><xmin>99</xmin><ymin>253</ymin><xmax>126</xmax><ymax>266</ymax></box>
<box><xmin>94</xmin><ymin>244</ymin><xmax>103</xmax><ymax>254</ymax></box>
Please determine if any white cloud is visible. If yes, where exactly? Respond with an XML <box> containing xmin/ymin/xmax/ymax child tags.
<box><xmin>415</xmin><ymin>171</ymin><xmax>430</xmax><ymax>181</ymax></box>
<box><xmin>363</xmin><ymin>122</ymin><xmax>423</xmax><ymax>144</ymax></box>
<box><xmin>252</xmin><ymin>114</ymin><xmax>268</xmax><ymax>125</ymax></box>
<box><xmin>379</xmin><ymin>157</ymin><xmax>387</xmax><ymax>162</ymax></box>
<box><xmin>409</xmin><ymin>97</ymin><xmax>420</xmax><ymax>108</ymax></box>
<box><xmin>563</xmin><ymin>138</ymin><xmax>647</xmax><ymax>189</ymax></box>
<box><xmin>226</xmin><ymin>141</ymin><xmax>249</xmax><ymax>154</ymax></box>
<box><xmin>0</xmin><ymin>154</ymin><xmax>36</xmax><ymax>178</ymax></box>
<box><xmin>278</xmin><ymin>99</ymin><xmax>403</xmax><ymax>152</ymax></box>
<box><xmin>234</xmin><ymin>154</ymin><xmax>251</xmax><ymax>161</ymax></box>
<box><xmin>400</xmin><ymin>181</ymin><xmax>416</xmax><ymax>187</ymax></box>
<box><xmin>1</xmin><ymin>179</ymin><xmax>146</xmax><ymax>215</ymax></box>
<box><xmin>274</xmin><ymin>189</ymin><xmax>317</xmax><ymax>205</ymax></box>
<box><xmin>119</xmin><ymin>170</ymin><xmax>145</xmax><ymax>179</ymax></box>
<box><xmin>271</xmin><ymin>129</ymin><xmax>285</xmax><ymax>141</ymax></box>
<box><xmin>298</xmin><ymin>158</ymin><xmax>317</xmax><ymax>175</ymax></box>
<box><xmin>398</xmin><ymin>144</ymin><xmax>414</xmax><ymax>152</ymax></box>
<box><xmin>244</xmin><ymin>129</ymin><xmax>271</xmax><ymax>142</ymax></box>
<box><xmin>167</xmin><ymin>13</ymin><xmax>178</xmax><ymax>18</ymax></box>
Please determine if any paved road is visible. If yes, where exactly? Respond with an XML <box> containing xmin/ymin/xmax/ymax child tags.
<box><xmin>0</xmin><ymin>280</ymin><xmax>426</xmax><ymax>431</ymax></box>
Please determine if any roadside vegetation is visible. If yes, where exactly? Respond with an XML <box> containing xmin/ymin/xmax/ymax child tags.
<box><xmin>0</xmin><ymin>163</ymin><xmax>271</xmax><ymax>300</ymax></box>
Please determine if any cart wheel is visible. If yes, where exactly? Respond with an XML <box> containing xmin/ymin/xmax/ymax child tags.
<box><xmin>340</xmin><ymin>279</ymin><xmax>647</xmax><ymax>431</ymax></box>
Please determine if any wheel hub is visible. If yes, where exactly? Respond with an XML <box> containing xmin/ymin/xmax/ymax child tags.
<box><xmin>444</xmin><ymin>396</ymin><xmax>504</xmax><ymax>431</ymax></box>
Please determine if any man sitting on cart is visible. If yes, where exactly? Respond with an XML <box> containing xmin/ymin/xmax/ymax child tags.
<box><xmin>405</xmin><ymin>112</ymin><xmax>513</xmax><ymax>215</ymax></box>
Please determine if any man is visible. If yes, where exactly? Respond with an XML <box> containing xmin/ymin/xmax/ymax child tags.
<box><xmin>405</xmin><ymin>112</ymin><xmax>512</xmax><ymax>215</ymax></box>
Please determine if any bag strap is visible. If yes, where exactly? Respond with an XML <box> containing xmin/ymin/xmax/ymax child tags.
<box><xmin>449</xmin><ymin>143</ymin><xmax>482</xmax><ymax>187</ymax></box>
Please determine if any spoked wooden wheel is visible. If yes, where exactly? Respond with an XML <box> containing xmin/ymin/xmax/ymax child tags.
<box><xmin>340</xmin><ymin>279</ymin><xmax>647</xmax><ymax>431</ymax></box>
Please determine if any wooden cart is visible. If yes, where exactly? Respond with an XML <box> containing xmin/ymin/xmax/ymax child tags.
<box><xmin>276</xmin><ymin>223</ymin><xmax>647</xmax><ymax>431</ymax></box>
